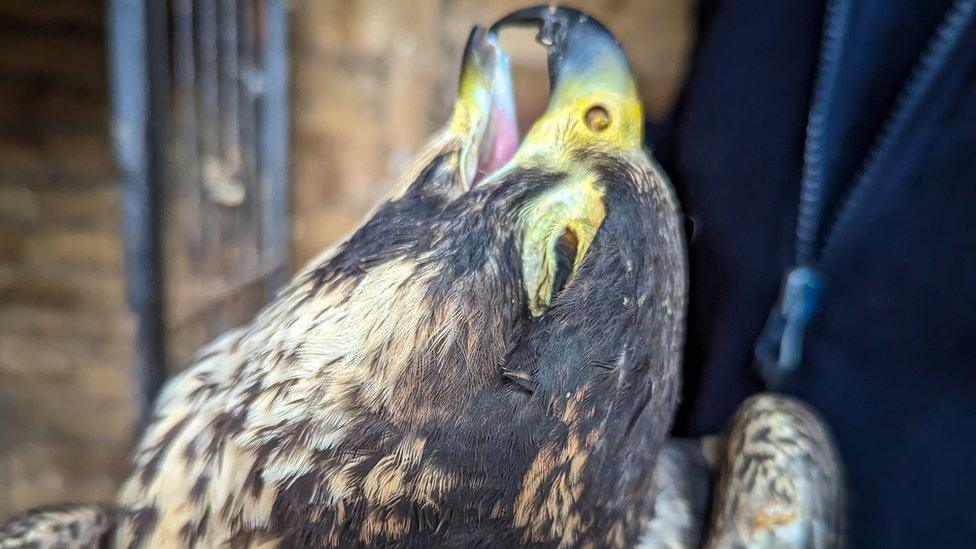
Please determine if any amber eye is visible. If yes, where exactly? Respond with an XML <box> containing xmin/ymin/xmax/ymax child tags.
<box><xmin>584</xmin><ymin>105</ymin><xmax>610</xmax><ymax>132</ymax></box>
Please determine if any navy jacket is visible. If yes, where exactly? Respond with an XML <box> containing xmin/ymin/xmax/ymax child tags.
<box><xmin>654</xmin><ymin>0</ymin><xmax>976</xmax><ymax>546</ymax></box>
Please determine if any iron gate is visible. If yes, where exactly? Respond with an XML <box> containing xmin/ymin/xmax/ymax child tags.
<box><xmin>108</xmin><ymin>0</ymin><xmax>289</xmax><ymax>422</ymax></box>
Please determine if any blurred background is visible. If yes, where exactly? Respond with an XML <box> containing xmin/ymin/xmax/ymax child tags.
<box><xmin>0</xmin><ymin>0</ymin><xmax>691</xmax><ymax>519</ymax></box>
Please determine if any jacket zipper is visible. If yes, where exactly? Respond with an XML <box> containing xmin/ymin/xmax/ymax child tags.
<box><xmin>755</xmin><ymin>0</ymin><xmax>976</xmax><ymax>387</ymax></box>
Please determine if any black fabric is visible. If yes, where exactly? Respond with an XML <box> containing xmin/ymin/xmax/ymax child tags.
<box><xmin>653</xmin><ymin>0</ymin><xmax>976</xmax><ymax>546</ymax></box>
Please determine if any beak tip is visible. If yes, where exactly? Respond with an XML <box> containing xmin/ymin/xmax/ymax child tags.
<box><xmin>461</xmin><ymin>26</ymin><xmax>490</xmax><ymax>71</ymax></box>
<box><xmin>489</xmin><ymin>5</ymin><xmax>636</xmax><ymax>103</ymax></box>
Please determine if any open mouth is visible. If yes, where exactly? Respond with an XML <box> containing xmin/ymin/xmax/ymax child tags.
<box><xmin>464</xmin><ymin>28</ymin><xmax>520</xmax><ymax>185</ymax></box>
<box><xmin>461</xmin><ymin>6</ymin><xmax>637</xmax><ymax>187</ymax></box>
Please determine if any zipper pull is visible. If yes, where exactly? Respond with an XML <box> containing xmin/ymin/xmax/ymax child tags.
<box><xmin>754</xmin><ymin>266</ymin><xmax>825</xmax><ymax>388</ymax></box>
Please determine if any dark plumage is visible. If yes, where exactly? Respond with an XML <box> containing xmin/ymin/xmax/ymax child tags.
<box><xmin>110</xmin><ymin>9</ymin><xmax>686</xmax><ymax>547</ymax></box>
<box><xmin>0</xmin><ymin>7</ymin><xmax>845</xmax><ymax>549</ymax></box>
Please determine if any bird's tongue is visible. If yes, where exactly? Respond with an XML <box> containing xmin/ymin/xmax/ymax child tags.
<box><xmin>481</xmin><ymin>103</ymin><xmax>519</xmax><ymax>178</ymax></box>
<box><xmin>474</xmin><ymin>33</ymin><xmax>519</xmax><ymax>184</ymax></box>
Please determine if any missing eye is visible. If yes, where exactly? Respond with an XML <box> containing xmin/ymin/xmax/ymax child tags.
<box><xmin>552</xmin><ymin>228</ymin><xmax>579</xmax><ymax>298</ymax></box>
<box><xmin>585</xmin><ymin>105</ymin><xmax>610</xmax><ymax>132</ymax></box>
<box><xmin>522</xmin><ymin>177</ymin><xmax>606</xmax><ymax>317</ymax></box>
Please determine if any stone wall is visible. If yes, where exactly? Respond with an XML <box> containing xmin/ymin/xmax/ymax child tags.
<box><xmin>0</xmin><ymin>0</ymin><xmax>136</xmax><ymax>519</ymax></box>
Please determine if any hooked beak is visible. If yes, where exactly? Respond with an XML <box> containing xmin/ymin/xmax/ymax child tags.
<box><xmin>490</xmin><ymin>5</ymin><xmax>638</xmax><ymax>112</ymax></box>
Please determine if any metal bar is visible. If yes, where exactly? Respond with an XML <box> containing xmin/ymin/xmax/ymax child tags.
<box><xmin>108</xmin><ymin>0</ymin><xmax>169</xmax><ymax>424</ymax></box>
<box><xmin>238</xmin><ymin>0</ymin><xmax>261</xmax><ymax>266</ymax></box>
<box><xmin>197</xmin><ymin>0</ymin><xmax>221</xmax><ymax>269</ymax></box>
<box><xmin>218</xmin><ymin>0</ymin><xmax>250</xmax><ymax>274</ymax></box>
<box><xmin>173</xmin><ymin>0</ymin><xmax>203</xmax><ymax>254</ymax></box>
<box><xmin>219</xmin><ymin>0</ymin><xmax>241</xmax><ymax>163</ymax></box>
<box><xmin>259</xmin><ymin>0</ymin><xmax>290</xmax><ymax>295</ymax></box>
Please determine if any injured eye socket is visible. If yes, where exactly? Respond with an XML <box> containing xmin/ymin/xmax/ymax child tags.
<box><xmin>522</xmin><ymin>178</ymin><xmax>605</xmax><ymax>317</ymax></box>
<box><xmin>552</xmin><ymin>228</ymin><xmax>579</xmax><ymax>299</ymax></box>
